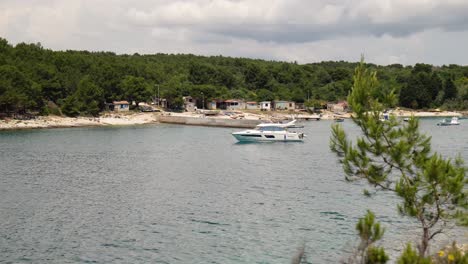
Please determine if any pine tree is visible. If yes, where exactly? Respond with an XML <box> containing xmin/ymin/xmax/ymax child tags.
<box><xmin>330</xmin><ymin>58</ymin><xmax>467</xmax><ymax>257</ymax></box>
<box><xmin>444</xmin><ymin>77</ymin><xmax>458</xmax><ymax>101</ymax></box>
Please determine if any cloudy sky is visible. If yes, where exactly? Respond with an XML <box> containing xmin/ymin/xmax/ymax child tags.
<box><xmin>1</xmin><ymin>0</ymin><xmax>468</xmax><ymax>65</ymax></box>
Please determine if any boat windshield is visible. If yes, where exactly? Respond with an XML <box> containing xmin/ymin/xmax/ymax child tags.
<box><xmin>257</xmin><ymin>126</ymin><xmax>286</xmax><ymax>132</ymax></box>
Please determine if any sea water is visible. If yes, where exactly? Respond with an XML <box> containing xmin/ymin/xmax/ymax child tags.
<box><xmin>0</xmin><ymin>119</ymin><xmax>466</xmax><ymax>263</ymax></box>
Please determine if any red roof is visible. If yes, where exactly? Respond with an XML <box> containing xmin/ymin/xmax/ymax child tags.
<box><xmin>225</xmin><ymin>99</ymin><xmax>240</xmax><ymax>103</ymax></box>
<box><xmin>246</xmin><ymin>101</ymin><xmax>257</xmax><ymax>104</ymax></box>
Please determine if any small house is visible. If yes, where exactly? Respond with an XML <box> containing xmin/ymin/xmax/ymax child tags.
<box><xmin>327</xmin><ymin>101</ymin><xmax>349</xmax><ymax>112</ymax></box>
<box><xmin>224</xmin><ymin>99</ymin><xmax>245</xmax><ymax>110</ymax></box>
<box><xmin>295</xmin><ymin>103</ymin><xmax>305</xmax><ymax>110</ymax></box>
<box><xmin>207</xmin><ymin>100</ymin><xmax>217</xmax><ymax>110</ymax></box>
<box><xmin>260</xmin><ymin>101</ymin><xmax>271</xmax><ymax>111</ymax></box>
<box><xmin>154</xmin><ymin>98</ymin><xmax>167</xmax><ymax>108</ymax></box>
<box><xmin>113</xmin><ymin>101</ymin><xmax>130</xmax><ymax>112</ymax></box>
<box><xmin>274</xmin><ymin>100</ymin><xmax>295</xmax><ymax>110</ymax></box>
<box><xmin>183</xmin><ymin>96</ymin><xmax>197</xmax><ymax>112</ymax></box>
<box><xmin>245</xmin><ymin>101</ymin><xmax>259</xmax><ymax>110</ymax></box>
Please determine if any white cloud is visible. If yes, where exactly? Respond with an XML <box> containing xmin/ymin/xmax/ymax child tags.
<box><xmin>0</xmin><ymin>0</ymin><xmax>468</xmax><ymax>65</ymax></box>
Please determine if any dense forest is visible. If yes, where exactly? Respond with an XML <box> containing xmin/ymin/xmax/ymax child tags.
<box><xmin>1</xmin><ymin>38</ymin><xmax>467</xmax><ymax>117</ymax></box>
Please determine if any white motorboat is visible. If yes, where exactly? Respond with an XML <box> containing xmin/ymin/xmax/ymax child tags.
<box><xmin>437</xmin><ymin>117</ymin><xmax>460</xmax><ymax>126</ymax></box>
<box><xmin>232</xmin><ymin>120</ymin><xmax>304</xmax><ymax>142</ymax></box>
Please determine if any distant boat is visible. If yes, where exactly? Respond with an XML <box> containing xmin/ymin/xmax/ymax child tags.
<box><xmin>403</xmin><ymin>117</ymin><xmax>410</xmax><ymax>122</ymax></box>
<box><xmin>295</xmin><ymin>114</ymin><xmax>321</xmax><ymax>121</ymax></box>
<box><xmin>334</xmin><ymin>117</ymin><xmax>344</xmax><ymax>122</ymax></box>
<box><xmin>199</xmin><ymin>110</ymin><xmax>220</xmax><ymax>116</ymax></box>
<box><xmin>437</xmin><ymin>117</ymin><xmax>460</xmax><ymax>126</ymax></box>
<box><xmin>232</xmin><ymin>120</ymin><xmax>304</xmax><ymax>142</ymax></box>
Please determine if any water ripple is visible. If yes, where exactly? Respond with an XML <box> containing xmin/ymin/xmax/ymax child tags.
<box><xmin>0</xmin><ymin>121</ymin><xmax>466</xmax><ymax>263</ymax></box>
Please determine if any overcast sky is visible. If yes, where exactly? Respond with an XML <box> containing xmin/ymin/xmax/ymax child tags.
<box><xmin>1</xmin><ymin>0</ymin><xmax>468</xmax><ymax>65</ymax></box>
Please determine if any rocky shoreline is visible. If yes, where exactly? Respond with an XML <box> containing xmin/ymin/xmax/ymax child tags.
<box><xmin>0</xmin><ymin>113</ymin><xmax>159</xmax><ymax>131</ymax></box>
<box><xmin>0</xmin><ymin>109</ymin><xmax>465</xmax><ymax>131</ymax></box>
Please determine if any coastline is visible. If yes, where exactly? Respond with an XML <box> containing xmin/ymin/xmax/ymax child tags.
<box><xmin>0</xmin><ymin>109</ymin><xmax>465</xmax><ymax>131</ymax></box>
<box><xmin>0</xmin><ymin>112</ymin><xmax>159</xmax><ymax>131</ymax></box>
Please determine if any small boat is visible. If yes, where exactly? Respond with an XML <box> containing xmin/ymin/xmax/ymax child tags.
<box><xmin>437</xmin><ymin>117</ymin><xmax>460</xmax><ymax>126</ymax></box>
<box><xmin>232</xmin><ymin>120</ymin><xmax>304</xmax><ymax>142</ymax></box>
<box><xmin>403</xmin><ymin>117</ymin><xmax>410</xmax><ymax>122</ymax></box>
<box><xmin>198</xmin><ymin>110</ymin><xmax>220</xmax><ymax>116</ymax></box>
<box><xmin>296</xmin><ymin>114</ymin><xmax>321</xmax><ymax>121</ymax></box>
<box><xmin>334</xmin><ymin>116</ymin><xmax>344</xmax><ymax>122</ymax></box>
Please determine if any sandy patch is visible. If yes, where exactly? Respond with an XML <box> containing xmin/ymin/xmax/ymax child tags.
<box><xmin>0</xmin><ymin>113</ymin><xmax>159</xmax><ymax>131</ymax></box>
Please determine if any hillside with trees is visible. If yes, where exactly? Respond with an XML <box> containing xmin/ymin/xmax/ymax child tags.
<box><xmin>0</xmin><ymin>38</ymin><xmax>467</xmax><ymax>116</ymax></box>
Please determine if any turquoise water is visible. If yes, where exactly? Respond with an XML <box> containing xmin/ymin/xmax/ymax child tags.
<box><xmin>0</xmin><ymin>119</ymin><xmax>466</xmax><ymax>263</ymax></box>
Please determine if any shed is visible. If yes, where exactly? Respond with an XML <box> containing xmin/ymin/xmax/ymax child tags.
<box><xmin>274</xmin><ymin>100</ymin><xmax>295</xmax><ymax>110</ymax></box>
<box><xmin>260</xmin><ymin>101</ymin><xmax>271</xmax><ymax>111</ymax></box>
<box><xmin>183</xmin><ymin>96</ymin><xmax>197</xmax><ymax>112</ymax></box>
<box><xmin>154</xmin><ymin>98</ymin><xmax>167</xmax><ymax>108</ymax></box>
<box><xmin>224</xmin><ymin>99</ymin><xmax>245</xmax><ymax>110</ymax></box>
<box><xmin>207</xmin><ymin>101</ymin><xmax>217</xmax><ymax>110</ymax></box>
<box><xmin>113</xmin><ymin>101</ymin><xmax>130</xmax><ymax>112</ymax></box>
<box><xmin>295</xmin><ymin>102</ymin><xmax>305</xmax><ymax>110</ymax></box>
<box><xmin>245</xmin><ymin>101</ymin><xmax>259</xmax><ymax>110</ymax></box>
<box><xmin>327</xmin><ymin>101</ymin><xmax>349</xmax><ymax>112</ymax></box>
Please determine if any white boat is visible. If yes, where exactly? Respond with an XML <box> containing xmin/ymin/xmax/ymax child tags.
<box><xmin>232</xmin><ymin>120</ymin><xmax>304</xmax><ymax>142</ymax></box>
<box><xmin>437</xmin><ymin>117</ymin><xmax>460</xmax><ymax>126</ymax></box>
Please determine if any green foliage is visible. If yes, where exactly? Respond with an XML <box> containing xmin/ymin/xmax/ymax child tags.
<box><xmin>120</xmin><ymin>75</ymin><xmax>151</xmax><ymax>106</ymax></box>
<box><xmin>1</xmin><ymin>38</ymin><xmax>468</xmax><ymax>116</ymax></box>
<box><xmin>455</xmin><ymin>78</ymin><xmax>468</xmax><ymax>101</ymax></box>
<box><xmin>41</xmin><ymin>101</ymin><xmax>62</xmax><ymax>116</ymax></box>
<box><xmin>444</xmin><ymin>78</ymin><xmax>458</xmax><ymax>101</ymax></box>
<box><xmin>170</xmin><ymin>96</ymin><xmax>184</xmax><ymax>110</ymax></box>
<box><xmin>330</xmin><ymin>59</ymin><xmax>467</xmax><ymax>257</ymax></box>
<box><xmin>366</xmin><ymin>247</ymin><xmax>389</xmax><ymax>264</ymax></box>
<box><xmin>350</xmin><ymin>210</ymin><xmax>389</xmax><ymax>264</ymax></box>
<box><xmin>61</xmin><ymin>76</ymin><xmax>103</xmax><ymax>116</ymax></box>
<box><xmin>256</xmin><ymin>89</ymin><xmax>275</xmax><ymax>101</ymax></box>
<box><xmin>356</xmin><ymin>210</ymin><xmax>385</xmax><ymax>247</ymax></box>
<box><xmin>397</xmin><ymin>244</ymin><xmax>432</xmax><ymax>264</ymax></box>
<box><xmin>399</xmin><ymin>65</ymin><xmax>446</xmax><ymax>109</ymax></box>
<box><xmin>304</xmin><ymin>99</ymin><xmax>325</xmax><ymax>109</ymax></box>
<box><xmin>433</xmin><ymin>242</ymin><xmax>468</xmax><ymax>264</ymax></box>
<box><xmin>0</xmin><ymin>65</ymin><xmax>41</xmax><ymax>112</ymax></box>
<box><xmin>61</xmin><ymin>95</ymin><xmax>80</xmax><ymax>117</ymax></box>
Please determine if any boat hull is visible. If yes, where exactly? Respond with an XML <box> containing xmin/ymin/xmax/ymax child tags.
<box><xmin>437</xmin><ymin>117</ymin><xmax>460</xmax><ymax>126</ymax></box>
<box><xmin>232</xmin><ymin>132</ymin><xmax>303</xmax><ymax>142</ymax></box>
<box><xmin>437</xmin><ymin>123</ymin><xmax>459</xmax><ymax>126</ymax></box>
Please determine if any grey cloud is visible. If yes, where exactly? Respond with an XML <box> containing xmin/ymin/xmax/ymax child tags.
<box><xmin>125</xmin><ymin>0</ymin><xmax>468</xmax><ymax>43</ymax></box>
<box><xmin>1</xmin><ymin>0</ymin><xmax>468</xmax><ymax>65</ymax></box>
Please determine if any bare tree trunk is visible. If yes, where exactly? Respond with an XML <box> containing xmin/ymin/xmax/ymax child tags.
<box><xmin>418</xmin><ymin>227</ymin><xmax>429</xmax><ymax>257</ymax></box>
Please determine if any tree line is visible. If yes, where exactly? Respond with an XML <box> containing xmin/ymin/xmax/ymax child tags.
<box><xmin>1</xmin><ymin>38</ymin><xmax>467</xmax><ymax>117</ymax></box>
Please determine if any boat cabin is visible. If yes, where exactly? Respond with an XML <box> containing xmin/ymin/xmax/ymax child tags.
<box><xmin>256</xmin><ymin>126</ymin><xmax>286</xmax><ymax>132</ymax></box>
<box><xmin>254</xmin><ymin>123</ymin><xmax>291</xmax><ymax>132</ymax></box>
